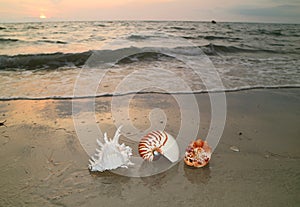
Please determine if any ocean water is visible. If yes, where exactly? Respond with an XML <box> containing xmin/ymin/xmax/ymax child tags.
<box><xmin>0</xmin><ymin>21</ymin><xmax>299</xmax><ymax>99</ymax></box>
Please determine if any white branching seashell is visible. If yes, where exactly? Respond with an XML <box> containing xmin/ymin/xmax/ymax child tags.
<box><xmin>88</xmin><ymin>126</ymin><xmax>134</xmax><ymax>172</ymax></box>
<box><xmin>138</xmin><ymin>131</ymin><xmax>179</xmax><ymax>163</ymax></box>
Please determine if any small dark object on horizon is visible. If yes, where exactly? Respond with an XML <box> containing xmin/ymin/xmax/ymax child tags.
<box><xmin>211</xmin><ymin>20</ymin><xmax>216</xmax><ymax>24</ymax></box>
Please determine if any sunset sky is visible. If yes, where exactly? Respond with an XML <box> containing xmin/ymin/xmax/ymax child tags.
<box><xmin>0</xmin><ymin>0</ymin><xmax>299</xmax><ymax>23</ymax></box>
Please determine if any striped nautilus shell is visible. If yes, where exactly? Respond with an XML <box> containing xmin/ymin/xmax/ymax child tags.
<box><xmin>184</xmin><ymin>139</ymin><xmax>212</xmax><ymax>168</ymax></box>
<box><xmin>138</xmin><ymin>131</ymin><xmax>179</xmax><ymax>163</ymax></box>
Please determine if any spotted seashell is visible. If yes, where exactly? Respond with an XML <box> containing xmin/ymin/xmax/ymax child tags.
<box><xmin>138</xmin><ymin>131</ymin><xmax>179</xmax><ymax>163</ymax></box>
<box><xmin>184</xmin><ymin>139</ymin><xmax>211</xmax><ymax>168</ymax></box>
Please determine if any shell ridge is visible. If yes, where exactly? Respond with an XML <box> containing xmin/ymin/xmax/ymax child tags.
<box><xmin>146</xmin><ymin>133</ymin><xmax>159</xmax><ymax>145</ymax></box>
<box><xmin>113</xmin><ymin>125</ymin><xmax>123</xmax><ymax>144</ymax></box>
<box><xmin>160</xmin><ymin>131</ymin><xmax>168</xmax><ymax>147</ymax></box>
<box><xmin>103</xmin><ymin>133</ymin><xmax>109</xmax><ymax>143</ymax></box>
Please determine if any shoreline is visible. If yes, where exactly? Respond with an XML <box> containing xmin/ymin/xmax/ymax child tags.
<box><xmin>0</xmin><ymin>88</ymin><xmax>299</xmax><ymax>206</ymax></box>
<box><xmin>0</xmin><ymin>85</ymin><xmax>300</xmax><ymax>101</ymax></box>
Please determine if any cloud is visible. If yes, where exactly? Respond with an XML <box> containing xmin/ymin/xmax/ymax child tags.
<box><xmin>271</xmin><ymin>0</ymin><xmax>300</xmax><ymax>4</ymax></box>
<box><xmin>232</xmin><ymin>4</ymin><xmax>300</xmax><ymax>18</ymax></box>
<box><xmin>50</xmin><ymin>0</ymin><xmax>62</xmax><ymax>3</ymax></box>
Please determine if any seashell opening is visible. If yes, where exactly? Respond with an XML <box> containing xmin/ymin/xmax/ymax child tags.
<box><xmin>88</xmin><ymin>126</ymin><xmax>134</xmax><ymax>172</ymax></box>
<box><xmin>138</xmin><ymin>131</ymin><xmax>179</xmax><ymax>163</ymax></box>
<box><xmin>184</xmin><ymin>139</ymin><xmax>212</xmax><ymax>168</ymax></box>
<box><xmin>153</xmin><ymin>148</ymin><xmax>161</xmax><ymax>156</ymax></box>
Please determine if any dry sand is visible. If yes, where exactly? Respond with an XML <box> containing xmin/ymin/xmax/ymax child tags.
<box><xmin>0</xmin><ymin>89</ymin><xmax>299</xmax><ymax>207</ymax></box>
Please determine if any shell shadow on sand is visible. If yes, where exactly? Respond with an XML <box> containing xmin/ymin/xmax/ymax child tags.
<box><xmin>183</xmin><ymin>164</ymin><xmax>211</xmax><ymax>185</ymax></box>
<box><xmin>88</xmin><ymin>170</ymin><xmax>131</xmax><ymax>198</ymax></box>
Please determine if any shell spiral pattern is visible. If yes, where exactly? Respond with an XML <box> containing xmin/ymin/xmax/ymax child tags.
<box><xmin>138</xmin><ymin>131</ymin><xmax>179</xmax><ymax>163</ymax></box>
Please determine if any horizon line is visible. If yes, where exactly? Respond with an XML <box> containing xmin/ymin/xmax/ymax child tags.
<box><xmin>0</xmin><ymin>19</ymin><xmax>299</xmax><ymax>25</ymax></box>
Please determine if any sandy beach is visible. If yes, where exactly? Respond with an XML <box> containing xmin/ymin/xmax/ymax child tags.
<box><xmin>0</xmin><ymin>88</ymin><xmax>299</xmax><ymax>207</ymax></box>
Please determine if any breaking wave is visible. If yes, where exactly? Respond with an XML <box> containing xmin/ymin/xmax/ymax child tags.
<box><xmin>2</xmin><ymin>43</ymin><xmax>298</xmax><ymax>70</ymax></box>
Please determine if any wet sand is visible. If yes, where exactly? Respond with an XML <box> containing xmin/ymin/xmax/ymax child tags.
<box><xmin>0</xmin><ymin>89</ymin><xmax>299</xmax><ymax>207</ymax></box>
